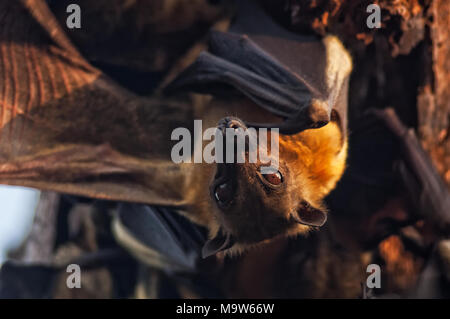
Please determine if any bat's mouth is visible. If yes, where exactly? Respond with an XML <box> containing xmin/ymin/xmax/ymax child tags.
<box><xmin>209</xmin><ymin>117</ymin><xmax>248</xmax><ymax>208</ymax></box>
<box><xmin>210</xmin><ymin>165</ymin><xmax>234</xmax><ymax>208</ymax></box>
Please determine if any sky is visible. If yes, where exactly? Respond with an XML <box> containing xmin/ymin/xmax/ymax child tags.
<box><xmin>0</xmin><ymin>185</ymin><xmax>39</xmax><ymax>264</ymax></box>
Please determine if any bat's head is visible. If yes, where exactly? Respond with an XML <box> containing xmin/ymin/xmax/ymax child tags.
<box><xmin>203</xmin><ymin>116</ymin><xmax>347</xmax><ymax>258</ymax></box>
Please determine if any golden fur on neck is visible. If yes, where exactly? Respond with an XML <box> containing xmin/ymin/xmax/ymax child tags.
<box><xmin>279</xmin><ymin>121</ymin><xmax>348</xmax><ymax>205</ymax></box>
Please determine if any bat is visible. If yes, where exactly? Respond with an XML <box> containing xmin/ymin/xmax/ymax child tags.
<box><xmin>369</xmin><ymin>108</ymin><xmax>450</xmax><ymax>234</ymax></box>
<box><xmin>0</xmin><ymin>0</ymin><xmax>193</xmax><ymax>207</ymax></box>
<box><xmin>0</xmin><ymin>0</ymin><xmax>352</xmax><ymax>259</ymax></box>
<box><xmin>164</xmin><ymin>0</ymin><xmax>352</xmax><ymax>257</ymax></box>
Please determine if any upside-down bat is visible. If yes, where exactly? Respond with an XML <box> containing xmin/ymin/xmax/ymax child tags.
<box><xmin>0</xmin><ymin>0</ymin><xmax>351</xmax><ymax>259</ymax></box>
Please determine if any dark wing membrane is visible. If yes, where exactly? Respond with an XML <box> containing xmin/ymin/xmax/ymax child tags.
<box><xmin>0</xmin><ymin>0</ymin><xmax>190</xmax><ymax>207</ymax></box>
<box><xmin>167</xmin><ymin>50</ymin><xmax>306</xmax><ymax>118</ymax></box>
<box><xmin>114</xmin><ymin>203</ymin><xmax>207</xmax><ymax>272</ymax></box>
<box><xmin>165</xmin><ymin>31</ymin><xmax>324</xmax><ymax>135</ymax></box>
<box><xmin>165</xmin><ymin>0</ymin><xmax>351</xmax><ymax>135</ymax></box>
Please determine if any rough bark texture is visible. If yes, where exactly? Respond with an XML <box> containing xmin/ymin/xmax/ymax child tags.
<box><xmin>420</xmin><ymin>0</ymin><xmax>450</xmax><ymax>184</ymax></box>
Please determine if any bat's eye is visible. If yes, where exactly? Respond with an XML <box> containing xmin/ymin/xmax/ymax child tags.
<box><xmin>215</xmin><ymin>182</ymin><xmax>233</xmax><ymax>205</ymax></box>
<box><xmin>262</xmin><ymin>171</ymin><xmax>283</xmax><ymax>185</ymax></box>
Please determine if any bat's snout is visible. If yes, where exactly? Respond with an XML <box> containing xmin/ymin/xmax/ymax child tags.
<box><xmin>210</xmin><ymin>117</ymin><xmax>249</xmax><ymax>209</ymax></box>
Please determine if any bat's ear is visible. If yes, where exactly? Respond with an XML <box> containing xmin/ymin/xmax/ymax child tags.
<box><xmin>291</xmin><ymin>202</ymin><xmax>327</xmax><ymax>227</ymax></box>
<box><xmin>202</xmin><ymin>229</ymin><xmax>234</xmax><ymax>258</ymax></box>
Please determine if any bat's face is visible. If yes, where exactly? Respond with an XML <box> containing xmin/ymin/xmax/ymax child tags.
<box><xmin>203</xmin><ymin>117</ymin><xmax>336</xmax><ymax>258</ymax></box>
